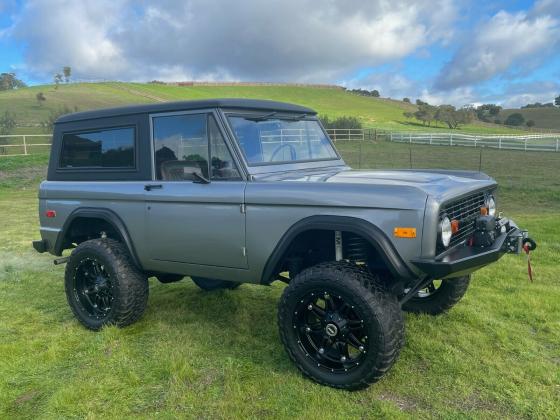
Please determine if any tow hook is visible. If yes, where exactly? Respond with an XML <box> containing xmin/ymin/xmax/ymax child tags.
<box><xmin>522</xmin><ymin>237</ymin><xmax>537</xmax><ymax>282</ymax></box>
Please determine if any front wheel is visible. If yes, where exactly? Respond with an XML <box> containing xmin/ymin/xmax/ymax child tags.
<box><xmin>278</xmin><ymin>262</ymin><xmax>404</xmax><ymax>390</ymax></box>
<box><xmin>402</xmin><ymin>276</ymin><xmax>470</xmax><ymax>315</ymax></box>
<box><xmin>64</xmin><ymin>238</ymin><xmax>149</xmax><ymax>330</ymax></box>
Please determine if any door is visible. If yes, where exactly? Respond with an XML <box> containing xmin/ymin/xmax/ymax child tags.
<box><xmin>145</xmin><ymin>111</ymin><xmax>247</xmax><ymax>269</ymax></box>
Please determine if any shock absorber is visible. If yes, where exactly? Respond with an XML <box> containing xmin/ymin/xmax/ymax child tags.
<box><xmin>344</xmin><ymin>233</ymin><xmax>369</xmax><ymax>262</ymax></box>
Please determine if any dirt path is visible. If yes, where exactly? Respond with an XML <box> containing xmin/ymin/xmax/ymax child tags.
<box><xmin>108</xmin><ymin>83</ymin><xmax>167</xmax><ymax>102</ymax></box>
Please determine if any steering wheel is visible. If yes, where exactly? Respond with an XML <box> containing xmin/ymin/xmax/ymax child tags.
<box><xmin>269</xmin><ymin>143</ymin><xmax>297</xmax><ymax>162</ymax></box>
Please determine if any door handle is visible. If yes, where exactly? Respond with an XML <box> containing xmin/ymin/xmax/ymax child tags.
<box><xmin>144</xmin><ymin>184</ymin><xmax>163</xmax><ymax>191</ymax></box>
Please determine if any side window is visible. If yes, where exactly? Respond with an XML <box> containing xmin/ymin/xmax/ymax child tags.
<box><xmin>59</xmin><ymin>127</ymin><xmax>135</xmax><ymax>168</ymax></box>
<box><xmin>208</xmin><ymin>115</ymin><xmax>241</xmax><ymax>180</ymax></box>
<box><xmin>153</xmin><ymin>114</ymin><xmax>209</xmax><ymax>181</ymax></box>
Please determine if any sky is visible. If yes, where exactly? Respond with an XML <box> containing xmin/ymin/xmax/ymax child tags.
<box><xmin>0</xmin><ymin>0</ymin><xmax>559</xmax><ymax>108</ymax></box>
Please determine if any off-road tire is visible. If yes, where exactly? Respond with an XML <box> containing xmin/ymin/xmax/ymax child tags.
<box><xmin>402</xmin><ymin>276</ymin><xmax>470</xmax><ymax>315</ymax></box>
<box><xmin>156</xmin><ymin>274</ymin><xmax>184</xmax><ymax>284</ymax></box>
<box><xmin>278</xmin><ymin>261</ymin><xmax>404</xmax><ymax>390</ymax></box>
<box><xmin>65</xmin><ymin>238</ymin><xmax>149</xmax><ymax>330</ymax></box>
<box><xmin>191</xmin><ymin>277</ymin><xmax>241</xmax><ymax>291</ymax></box>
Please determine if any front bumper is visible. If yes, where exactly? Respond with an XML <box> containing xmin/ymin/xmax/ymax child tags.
<box><xmin>411</xmin><ymin>218</ymin><xmax>530</xmax><ymax>278</ymax></box>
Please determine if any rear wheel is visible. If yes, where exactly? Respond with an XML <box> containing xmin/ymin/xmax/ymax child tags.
<box><xmin>402</xmin><ymin>276</ymin><xmax>470</xmax><ymax>315</ymax></box>
<box><xmin>64</xmin><ymin>238</ymin><xmax>149</xmax><ymax>330</ymax></box>
<box><xmin>278</xmin><ymin>262</ymin><xmax>404</xmax><ymax>390</ymax></box>
<box><xmin>191</xmin><ymin>277</ymin><xmax>241</xmax><ymax>291</ymax></box>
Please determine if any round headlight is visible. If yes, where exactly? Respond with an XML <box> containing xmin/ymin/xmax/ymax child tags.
<box><xmin>486</xmin><ymin>195</ymin><xmax>496</xmax><ymax>216</ymax></box>
<box><xmin>439</xmin><ymin>216</ymin><xmax>452</xmax><ymax>247</ymax></box>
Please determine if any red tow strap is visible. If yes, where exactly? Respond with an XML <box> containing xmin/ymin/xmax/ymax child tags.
<box><xmin>523</xmin><ymin>243</ymin><xmax>533</xmax><ymax>282</ymax></box>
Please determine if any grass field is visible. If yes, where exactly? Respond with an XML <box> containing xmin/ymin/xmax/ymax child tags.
<box><xmin>0</xmin><ymin>82</ymin><xmax>529</xmax><ymax>135</ymax></box>
<box><xmin>0</xmin><ymin>143</ymin><xmax>559</xmax><ymax>418</ymax></box>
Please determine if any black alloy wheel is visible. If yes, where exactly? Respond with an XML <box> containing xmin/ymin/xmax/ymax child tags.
<box><xmin>278</xmin><ymin>262</ymin><xmax>404</xmax><ymax>390</ymax></box>
<box><xmin>73</xmin><ymin>257</ymin><xmax>114</xmax><ymax>320</ymax></box>
<box><xmin>293</xmin><ymin>291</ymin><xmax>369</xmax><ymax>373</ymax></box>
<box><xmin>65</xmin><ymin>238</ymin><xmax>149</xmax><ymax>330</ymax></box>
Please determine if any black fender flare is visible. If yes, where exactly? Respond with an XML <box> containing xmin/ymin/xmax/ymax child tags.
<box><xmin>260</xmin><ymin>215</ymin><xmax>416</xmax><ymax>283</ymax></box>
<box><xmin>54</xmin><ymin>207</ymin><xmax>143</xmax><ymax>270</ymax></box>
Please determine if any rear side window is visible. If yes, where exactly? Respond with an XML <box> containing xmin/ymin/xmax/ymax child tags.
<box><xmin>59</xmin><ymin>127</ymin><xmax>135</xmax><ymax>168</ymax></box>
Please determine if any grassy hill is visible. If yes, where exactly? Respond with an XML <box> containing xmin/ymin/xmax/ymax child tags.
<box><xmin>0</xmin><ymin>82</ymin><xmax>528</xmax><ymax>135</ymax></box>
<box><xmin>498</xmin><ymin>107</ymin><xmax>560</xmax><ymax>131</ymax></box>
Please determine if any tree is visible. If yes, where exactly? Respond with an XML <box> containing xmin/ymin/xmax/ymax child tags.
<box><xmin>435</xmin><ymin>105</ymin><xmax>458</xmax><ymax>129</ymax></box>
<box><xmin>0</xmin><ymin>111</ymin><xmax>17</xmax><ymax>135</ymax></box>
<box><xmin>42</xmin><ymin>105</ymin><xmax>78</xmax><ymax>132</ymax></box>
<box><xmin>526</xmin><ymin>120</ymin><xmax>535</xmax><ymax>127</ymax></box>
<box><xmin>456</xmin><ymin>106</ymin><xmax>475</xmax><ymax>127</ymax></box>
<box><xmin>416</xmin><ymin>99</ymin><xmax>427</xmax><ymax>106</ymax></box>
<box><xmin>475</xmin><ymin>104</ymin><xmax>502</xmax><ymax>122</ymax></box>
<box><xmin>63</xmin><ymin>66</ymin><xmax>72</xmax><ymax>83</ymax></box>
<box><xmin>522</xmin><ymin>102</ymin><xmax>554</xmax><ymax>108</ymax></box>
<box><xmin>504</xmin><ymin>113</ymin><xmax>525</xmax><ymax>126</ymax></box>
<box><xmin>434</xmin><ymin>105</ymin><xmax>474</xmax><ymax>129</ymax></box>
<box><xmin>0</xmin><ymin>73</ymin><xmax>26</xmax><ymax>90</ymax></box>
<box><xmin>554</xmin><ymin>95</ymin><xmax>560</xmax><ymax>107</ymax></box>
<box><xmin>318</xmin><ymin>115</ymin><xmax>362</xmax><ymax>130</ymax></box>
<box><xmin>414</xmin><ymin>104</ymin><xmax>437</xmax><ymax>126</ymax></box>
<box><xmin>403</xmin><ymin>111</ymin><xmax>414</xmax><ymax>120</ymax></box>
<box><xmin>371</xmin><ymin>89</ymin><xmax>380</xmax><ymax>97</ymax></box>
<box><xmin>403</xmin><ymin>97</ymin><xmax>410</xmax><ymax>103</ymax></box>
<box><xmin>36</xmin><ymin>92</ymin><xmax>47</xmax><ymax>107</ymax></box>
<box><xmin>54</xmin><ymin>73</ymin><xmax>63</xmax><ymax>89</ymax></box>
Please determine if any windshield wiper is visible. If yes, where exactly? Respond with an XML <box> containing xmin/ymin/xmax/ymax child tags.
<box><xmin>245</xmin><ymin>112</ymin><xmax>277</xmax><ymax>121</ymax></box>
<box><xmin>244</xmin><ymin>112</ymin><xmax>309</xmax><ymax>122</ymax></box>
<box><xmin>282</xmin><ymin>113</ymin><xmax>309</xmax><ymax>120</ymax></box>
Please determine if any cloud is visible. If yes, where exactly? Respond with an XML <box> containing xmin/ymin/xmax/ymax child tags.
<box><xmin>7</xmin><ymin>0</ymin><xmax>457</xmax><ymax>82</ymax></box>
<box><xmin>434</xmin><ymin>7</ymin><xmax>560</xmax><ymax>90</ymax></box>
<box><xmin>497</xmin><ymin>80</ymin><xmax>560</xmax><ymax>108</ymax></box>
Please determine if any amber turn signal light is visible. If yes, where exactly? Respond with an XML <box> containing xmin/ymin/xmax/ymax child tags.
<box><xmin>394</xmin><ymin>227</ymin><xmax>416</xmax><ymax>238</ymax></box>
<box><xmin>480</xmin><ymin>207</ymin><xmax>488</xmax><ymax>215</ymax></box>
<box><xmin>451</xmin><ymin>219</ymin><xmax>459</xmax><ymax>234</ymax></box>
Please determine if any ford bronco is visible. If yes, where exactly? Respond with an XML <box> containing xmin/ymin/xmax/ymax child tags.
<box><xmin>33</xmin><ymin>99</ymin><xmax>535</xmax><ymax>389</ymax></box>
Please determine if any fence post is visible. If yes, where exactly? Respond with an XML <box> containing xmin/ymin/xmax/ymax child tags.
<box><xmin>474</xmin><ymin>136</ymin><xmax>478</xmax><ymax>147</ymax></box>
<box><xmin>450</xmin><ymin>133</ymin><xmax>453</xmax><ymax>146</ymax></box>
<box><xmin>556</xmin><ymin>138</ymin><xmax>559</xmax><ymax>152</ymax></box>
<box><xmin>430</xmin><ymin>133</ymin><xmax>432</xmax><ymax>145</ymax></box>
<box><xmin>524</xmin><ymin>138</ymin><xmax>527</xmax><ymax>151</ymax></box>
<box><xmin>409</xmin><ymin>133</ymin><xmax>412</xmax><ymax>144</ymax></box>
<box><xmin>23</xmin><ymin>135</ymin><xmax>28</xmax><ymax>155</ymax></box>
<box><xmin>499</xmin><ymin>137</ymin><xmax>502</xmax><ymax>149</ymax></box>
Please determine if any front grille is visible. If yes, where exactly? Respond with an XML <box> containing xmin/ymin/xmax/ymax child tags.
<box><xmin>440</xmin><ymin>190</ymin><xmax>488</xmax><ymax>247</ymax></box>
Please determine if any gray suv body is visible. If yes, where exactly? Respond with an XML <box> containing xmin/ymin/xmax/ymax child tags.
<box><xmin>33</xmin><ymin>99</ymin><xmax>534</xmax><ymax>390</ymax></box>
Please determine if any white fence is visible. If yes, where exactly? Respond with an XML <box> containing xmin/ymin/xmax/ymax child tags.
<box><xmin>325</xmin><ymin>129</ymin><xmax>365</xmax><ymax>141</ymax></box>
<box><xmin>389</xmin><ymin>132</ymin><xmax>560</xmax><ymax>152</ymax></box>
<box><xmin>2</xmin><ymin>130</ymin><xmax>560</xmax><ymax>157</ymax></box>
<box><xmin>0</xmin><ymin>135</ymin><xmax>52</xmax><ymax>156</ymax></box>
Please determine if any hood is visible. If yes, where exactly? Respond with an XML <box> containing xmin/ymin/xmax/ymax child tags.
<box><xmin>253</xmin><ymin>168</ymin><xmax>497</xmax><ymax>202</ymax></box>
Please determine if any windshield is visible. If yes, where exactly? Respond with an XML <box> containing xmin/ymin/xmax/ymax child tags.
<box><xmin>227</xmin><ymin>116</ymin><xmax>338</xmax><ymax>165</ymax></box>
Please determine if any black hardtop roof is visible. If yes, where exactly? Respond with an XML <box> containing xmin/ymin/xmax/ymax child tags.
<box><xmin>56</xmin><ymin>98</ymin><xmax>316</xmax><ymax>124</ymax></box>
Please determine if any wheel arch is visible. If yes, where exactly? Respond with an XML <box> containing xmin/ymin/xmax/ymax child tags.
<box><xmin>260</xmin><ymin>215</ymin><xmax>415</xmax><ymax>284</ymax></box>
<box><xmin>54</xmin><ymin>207</ymin><xmax>143</xmax><ymax>269</ymax></box>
